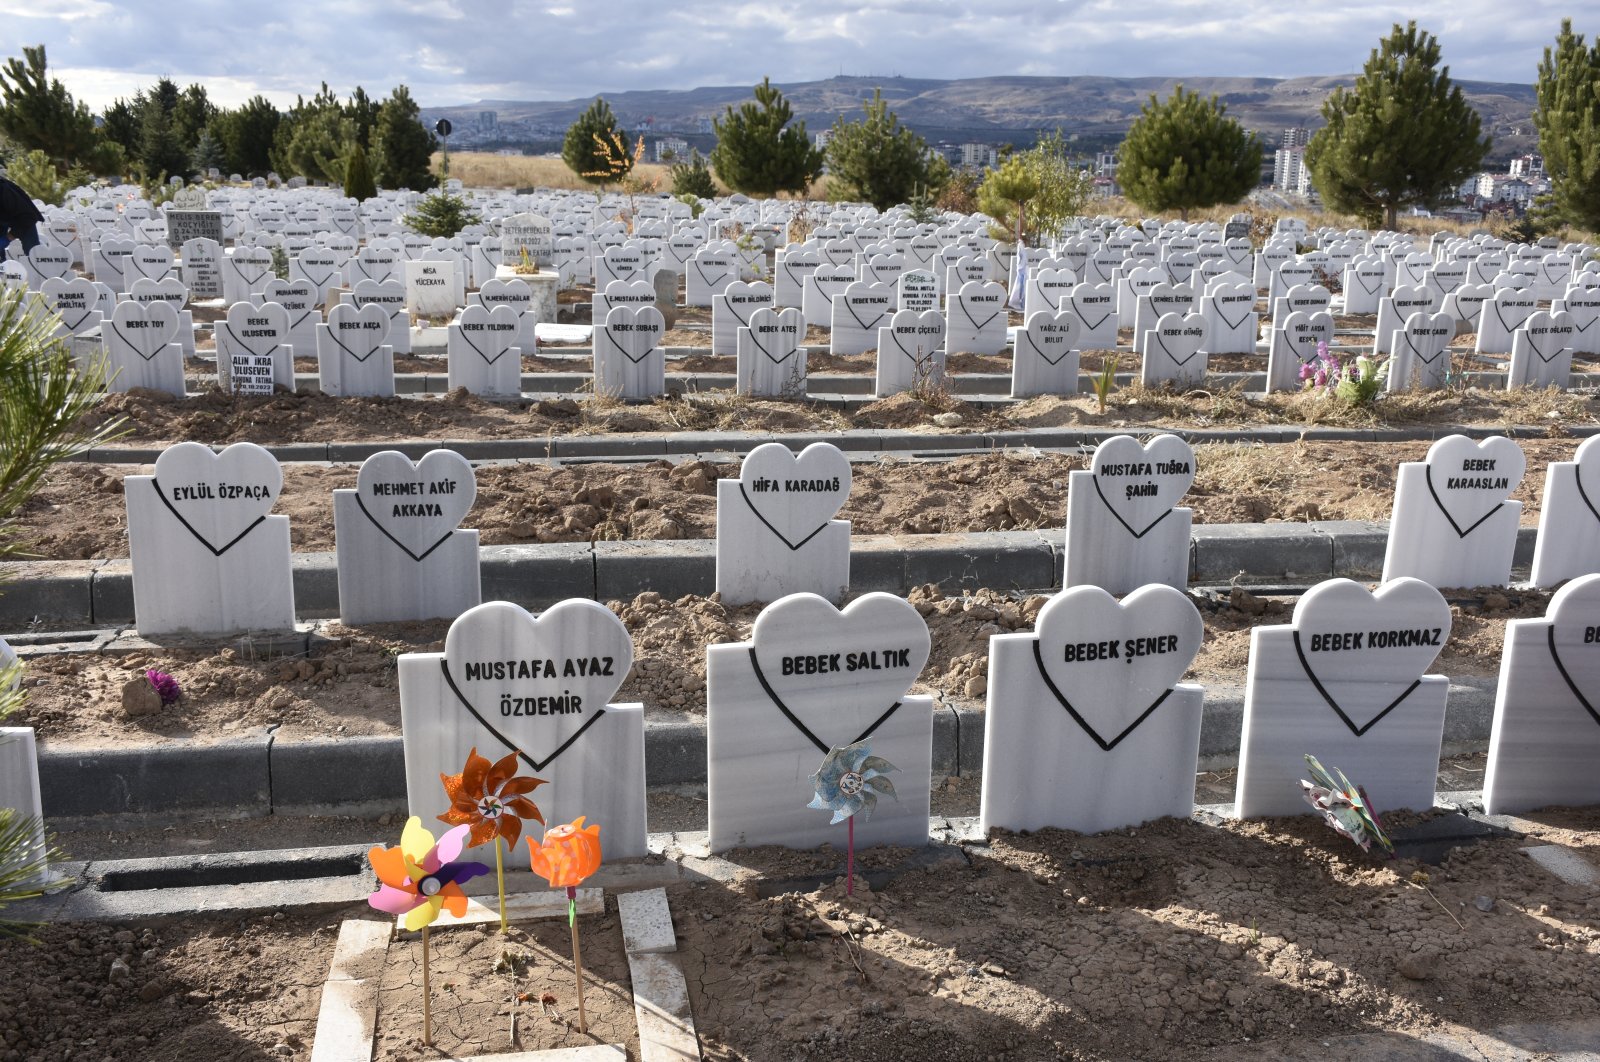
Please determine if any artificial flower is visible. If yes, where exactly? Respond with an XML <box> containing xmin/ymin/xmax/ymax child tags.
<box><xmin>527</xmin><ymin>816</ymin><xmax>603</xmax><ymax>888</ymax></box>
<box><xmin>145</xmin><ymin>668</ymin><xmax>181</xmax><ymax>704</ymax></box>
<box><xmin>438</xmin><ymin>747</ymin><xmax>545</xmax><ymax>848</ymax></box>
<box><xmin>807</xmin><ymin>740</ymin><xmax>898</xmax><ymax>825</ymax></box>
<box><xmin>368</xmin><ymin>816</ymin><xmax>491</xmax><ymax>931</ymax></box>
<box><xmin>1300</xmin><ymin>754</ymin><xmax>1394</xmax><ymax>856</ymax></box>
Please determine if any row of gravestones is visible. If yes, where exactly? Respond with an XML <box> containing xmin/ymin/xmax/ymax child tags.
<box><xmin>119</xmin><ymin>431</ymin><xmax>1600</xmax><ymax>646</ymax></box>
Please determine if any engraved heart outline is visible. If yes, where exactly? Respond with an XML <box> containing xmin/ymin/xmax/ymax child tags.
<box><xmin>1088</xmin><ymin>433</ymin><xmax>1195</xmax><ymax>539</ymax></box>
<box><xmin>457</xmin><ymin>308</ymin><xmax>520</xmax><ymax>366</ymax></box>
<box><xmin>885</xmin><ymin>312</ymin><xmax>945</xmax><ymax>364</ymax></box>
<box><xmin>1070</xmin><ymin>287</ymin><xmax>1114</xmax><ymax>331</ymax></box>
<box><xmin>1422</xmin><ymin>435</ymin><xmax>1525</xmax><ymax>538</ymax></box>
<box><xmin>326</xmin><ymin>304</ymin><xmax>390</xmax><ymax>364</ymax></box>
<box><xmin>109</xmin><ymin>301</ymin><xmax>179</xmax><ymax>363</ymax></box>
<box><xmin>150</xmin><ymin>441</ymin><xmax>281</xmax><ymax>557</ymax></box>
<box><xmin>745</xmin><ymin>308</ymin><xmax>803</xmax><ymax>366</ymax></box>
<box><xmin>1151</xmin><ymin>315</ymin><xmax>1206</xmax><ymax>368</ymax></box>
<box><xmin>735</xmin><ymin>441</ymin><xmax>851</xmax><ymax>552</ymax></box>
<box><xmin>1018</xmin><ymin>314</ymin><xmax>1078</xmax><ymax>366</ymax></box>
<box><xmin>602</xmin><ymin>312</ymin><xmax>663</xmax><ymax>366</ymax></box>
<box><xmin>353</xmin><ymin>449</ymin><xmax>476</xmax><ymax>563</ymax></box>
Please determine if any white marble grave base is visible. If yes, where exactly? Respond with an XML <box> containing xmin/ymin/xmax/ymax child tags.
<box><xmin>1010</xmin><ymin>340</ymin><xmax>1079</xmax><ymax>398</ymax></box>
<box><xmin>1062</xmin><ymin>470</ymin><xmax>1191</xmax><ymax>594</ymax></box>
<box><xmin>1530</xmin><ymin>463</ymin><xmax>1600</xmax><ymax>587</ymax></box>
<box><xmin>1235</xmin><ymin>627</ymin><xmax>1448</xmax><ymax>817</ymax></box>
<box><xmin>705</xmin><ymin>646</ymin><xmax>932</xmax><ymax>853</ymax></box>
<box><xmin>980</xmin><ymin>637</ymin><xmax>1202</xmax><ymax>834</ymax></box>
<box><xmin>735</xmin><ymin>330</ymin><xmax>805</xmax><ymax>398</ymax></box>
<box><xmin>1483</xmin><ymin>619</ymin><xmax>1600</xmax><ymax>814</ymax></box>
<box><xmin>447</xmin><ymin>342</ymin><xmax>521</xmax><ymax>397</ymax></box>
<box><xmin>1506</xmin><ymin>334</ymin><xmax>1572</xmax><ymax>391</ymax></box>
<box><xmin>316</xmin><ymin>332</ymin><xmax>394</xmax><ymax>398</ymax></box>
<box><xmin>594</xmin><ymin>347</ymin><xmax>665</xmax><ymax>401</ymax></box>
<box><xmin>874</xmin><ymin>325</ymin><xmax>945</xmax><ymax>398</ymax></box>
<box><xmin>1381</xmin><ymin>464</ymin><xmax>1522</xmax><ymax>587</ymax></box>
<box><xmin>1264</xmin><ymin>329</ymin><xmax>1311</xmax><ymax>392</ymax></box>
<box><xmin>713</xmin><ymin>481</ymin><xmax>849</xmax><ymax>606</ymax></box>
<box><xmin>125</xmin><ymin>477</ymin><xmax>296</xmax><ymax>636</ymax></box>
<box><xmin>0</xmin><ymin>728</ymin><xmax>48</xmax><ymax>888</ymax></box>
<box><xmin>1200</xmin><ymin>297</ymin><xmax>1257</xmax><ymax>355</ymax></box>
<box><xmin>105</xmin><ymin>341</ymin><xmax>185</xmax><ymax>397</ymax></box>
<box><xmin>491</xmin><ymin>267</ymin><xmax>559</xmax><ymax>323</ymax></box>
<box><xmin>332</xmin><ymin>493</ymin><xmax>481</xmax><ymax>625</ymax></box>
<box><xmin>398</xmin><ymin>654</ymin><xmax>648</xmax><ymax>861</ymax></box>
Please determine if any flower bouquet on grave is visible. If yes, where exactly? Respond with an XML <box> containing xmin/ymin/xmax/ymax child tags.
<box><xmin>528</xmin><ymin>817</ymin><xmax>603</xmax><ymax>1033</ymax></box>
<box><xmin>1300</xmin><ymin>754</ymin><xmax>1394</xmax><ymax>856</ymax></box>
<box><xmin>367</xmin><ymin>817</ymin><xmax>491</xmax><ymax>1046</ymax></box>
<box><xmin>439</xmin><ymin>747</ymin><xmax>546</xmax><ymax>934</ymax></box>
<box><xmin>807</xmin><ymin>740</ymin><xmax>898</xmax><ymax>897</ymax></box>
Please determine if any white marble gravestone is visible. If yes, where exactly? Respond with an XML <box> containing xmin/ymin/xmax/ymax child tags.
<box><xmin>292</xmin><ymin>248</ymin><xmax>341</xmax><ymax>307</ymax></box>
<box><xmin>1011</xmin><ymin>309</ymin><xmax>1081</xmax><ymax>398</ymax></box>
<box><xmin>1382</xmin><ymin>434</ymin><xmax>1525</xmax><ymax>587</ymax></box>
<box><xmin>1198</xmin><ymin>280</ymin><xmax>1257</xmax><ymax>355</ymax></box>
<box><xmin>1554</xmin><ymin>286</ymin><xmax>1600</xmax><ymax>355</ymax></box>
<box><xmin>802</xmin><ymin>265</ymin><xmax>853</xmax><ymax>329</ymax></box>
<box><xmin>0</xmin><ymin>723</ymin><xmax>47</xmax><ymax>889</ymax></box>
<box><xmin>399</xmin><ymin>599</ymin><xmax>647</xmax><ymax>860</ymax></box>
<box><xmin>874</xmin><ymin>309</ymin><xmax>945</xmax><ymax>398</ymax></box>
<box><xmin>595</xmin><ymin>304</ymin><xmax>665</xmax><ymax>400</ymax></box>
<box><xmin>1025</xmin><ymin>267</ymin><xmax>1077</xmax><ymax>320</ymax></box>
<box><xmin>1064</xmin><ymin>281</ymin><xmax>1118</xmax><ymax>350</ymax></box>
<box><xmin>1530</xmin><ymin>436</ymin><xmax>1600</xmax><ymax>587</ymax></box>
<box><xmin>102</xmin><ymin>298</ymin><xmax>184</xmax><ymax>397</ymax></box>
<box><xmin>1139</xmin><ymin>311</ymin><xmax>1209</xmax><ymax>387</ymax></box>
<box><xmin>945</xmin><ymin>280</ymin><xmax>1008</xmax><ymax>356</ymax></box>
<box><xmin>1387</xmin><ymin>310</ymin><xmax>1455</xmax><ymax>392</ymax></box>
<box><xmin>1235</xmin><ymin>577</ymin><xmax>1453</xmax><ymax>817</ymax></box>
<box><xmin>40</xmin><ymin>276</ymin><xmax>100</xmax><ymax>337</ymax></box>
<box><xmin>1372</xmin><ymin>285</ymin><xmax>1436</xmax><ymax>355</ymax></box>
<box><xmin>1507</xmin><ymin>310</ymin><xmax>1576</xmax><ymax>391</ymax></box>
<box><xmin>711</xmin><ymin>280</ymin><xmax>773</xmax><ymax>357</ymax></box>
<box><xmin>216</xmin><ymin>301</ymin><xmax>293</xmax><ymax>394</ymax></box>
<box><xmin>774</xmin><ymin>251</ymin><xmax>820</xmax><ymax>309</ymax></box>
<box><xmin>897</xmin><ymin>269</ymin><xmax>938</xmax><ymax>314</ymax></box>
<box><xmin>706</xmin><ymin>592</ymin><xmax>933</xmax><ymax>852</ymax></box>
<box><xmin>1483</xmin><ymin>575</ymin><xmax>1600</xmax><ymax>813</ymax></box>
<box><xmin>831</xmin><ymin>281</ymin><xmax>894</xmax><ymax>357</ymax></box>
<box><xmin>222</xmin><ymin>246</ymin><xmax>272</xmax><ymax>304</ymax></box>
<box><xmin>317</xmin><ymin>302</ymin><xmax>394</xmax><ymax>398</ymax></box>
<box><xmin>334</xmin><ymin>449</ymin><xmax>481</xmax><ymax>624</ymax></box>
<box><xmin>23</xmin><ymin>245</ymin><xmax>72</xmax><ymax>288</ymax></box>
<box><xmin>125</xmin><ymin>442</ymin><xmax>295</xmax><ymax>636</ymax></box>
<box><xmin>404</xmin><ymin>259</ymin><xmax>458</xmax><ymax>317</ymax></box>
<box><xmin>736</xmin><ymin>306</ymin><xmax>805</xmax><ymax>397</ymax></box>
<box><xmin>1063</xmin><ymin>434</ymin><xmax>1194</xmax><ymax>594</ymax></box>
<box><xmin>715</xmin><ymin>442</ymin><xmax>850</xmax><ymax>605</ymax></box>
<box><xmin>1264</xmin><ymin>310</ymin><xmax>1334</xmax><ymax>393</ymax></box>
<box><xmin>447</xmin><ymin>304</ymin><xmax>522</xmax><ymax>397</ymax></box>
<box><xmin>350</xmin><ymin>278</ymin><xmax>411</xmax><ymax>355</ymax></box>
<box><xmin>685</xmin><ymin>249</ymin><xmax>737</xmax><ymax>307</ymax></box>
<box><xmin>1477</xmin><ymin>289</ymin><xmax>1539</xmax><ymax>355</ymax></box>
<box><xmin>981</xmin><ymin>583</ymin><xmax>1204</xmax><ymax>834</ymax></box>
<box><xmin>259</xmin><ymin>278</ymin><xmax>319</xmax><ymax>359</ymax></box>
<box><xmin>1342</xmin><ymin>260</ymin><xmax>1389</xmax><ymax>315</ymax></box>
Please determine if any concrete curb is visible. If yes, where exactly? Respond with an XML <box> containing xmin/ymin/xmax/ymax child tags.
<box><xmin>0</xmin><ymin>521</ymin><xmax>1542</xmax><ymax>629</ymax></box>
<box><xmin>32</xmin><ymin>674</ymin><xmax>1501</xmax><ymax>822</ymax></box>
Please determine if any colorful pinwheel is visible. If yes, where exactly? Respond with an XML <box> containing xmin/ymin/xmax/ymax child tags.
<box><xmin>367</xmin><ymin>816</ymin><xmax>491</xmax><ymax>932</ymax></box>
<box><xmin>528</xmin><ymin>817</ymin><xmax>604</xmax><ymax>1034</ymax></box>
<box><xmin>808</xmin><ymin>740</ymin><xmax>898</xmax><ymax>825</ymax></box>
<box><xmin>1300</xmin><ymin>754</ymin><xmax>1394</xmax><ymax>857</ymax></box>
<box><xmin>438</xmin><ymin>747</ymin><xmax>545</xmax><ymax>849</ymax></box>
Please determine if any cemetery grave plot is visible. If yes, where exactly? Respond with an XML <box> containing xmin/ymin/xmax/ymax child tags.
<box><xmin>11</xmin><ymin>583</ymin><xmax>1548</xmax><ymax>746</ymax></box>
<box><xmin>13</xmin><ymin>439</ymin><xmax>1580</xmax><ymax>561</ymax></box>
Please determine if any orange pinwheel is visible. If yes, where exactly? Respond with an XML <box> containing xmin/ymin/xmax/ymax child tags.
<box><xmin>439</xmin><ymin>747</ymin><xmax>545</xmax><ymax>849</ymax></box>
<box><xmin>527</xmin><ymin>816</ymin><xmax>603</xmax><ymax>888</ymax></box>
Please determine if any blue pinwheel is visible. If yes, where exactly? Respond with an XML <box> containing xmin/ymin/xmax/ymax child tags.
<box><xmin>807</xmin><ymin>740</ymin><xmax>898</xmax><ymax>825</ymax></box>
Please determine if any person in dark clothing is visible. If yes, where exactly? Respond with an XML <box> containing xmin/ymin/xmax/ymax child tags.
<box><xmin>0</xmin><ymin>176</ymin><xmax>45</xmax><ymax>254</ymax></box>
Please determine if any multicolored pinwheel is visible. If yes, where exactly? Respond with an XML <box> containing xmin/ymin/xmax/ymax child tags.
<box><xmin>368</xmin><ymin>816</ymin><xmax>492</xmax><ymax>932</ymax></box>
<box><xmin>1300</xmin><ymin>754</ymin><xmax>1394</xmax><ymax>856</ymax></box>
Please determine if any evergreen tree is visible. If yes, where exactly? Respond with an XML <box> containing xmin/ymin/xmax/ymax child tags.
<box><xmin>562</xmin><ymin>97</ymin><xmax>630</xmax><ymax>186</ymax></box>
<box><xmin>825</xmin><ymin>89</ymin><xmax>949</xmax><ymax>211</ymax></box>
<box><xmin>1535</xmin><ymin>19</ymin><xmax>1600</xmax><ymax>232</ymax></box>
<box><xmin>343</xmin><ymin>141</ymin><xmax>377</xmax><ymax>201</ymax></box>
<box><xmin>188</xmin><ymin>128</ymin><xmax>226</xmax><ymax>177</ymax></box>
<box><xmin>979</xmin><ymin>130</ymin><xmax>1095</xmax><ymax>243</ymax></box>
<box><xmin>172</xmin><ymin>84</ymin><xmax>216</xmax><ymax>152</ymax></box>
<box><xmin>214</xmin><ymin>95</ymin><xmax>280</xmax><ymax>176</ymax></box>
<box><xmin>1117</xmin><ymin>87</ymin><xmax>1261</xmax><ymax>220</ymax></box>
<box><xmin>670</xmin><ymin>149</ymin><xmax>717</xmax><ymax>199</ymax></box>
<box><xmin>0</xmin><ymin>45</ymin><xmax>101</xmax><ymax>170</ymax></box>
<box><xmin>345</xmin><ymin>86</ymin><xmax>380</xmax><ymax>148</ymax></box>
<box><xmin>136</xmin><ymin>79</ymin><xmax>187</xmax><ymax>179</ymax></box>
<box><xmin>100</xmin><ymin>96</ymin><xmax>140</xmax><ymax>156</ymax></box>
<box><xmin>709</xmin><ymin>77</ymin><xmax>822</xmax><ymax>196</ymax></box>
<box><xmin>1305</xmin><ymin>21</ymin><xmax>1491</xmax><ymax>229</ymax></box>
<box><xmin>404</xmin><ymin>191</ymin><xmax>480</xmax><ymax>238</ymax></box>
<box><xmin>370</xmin><ymin>85</ymin><xmax>437</xmax><ymax>191</ymax></box>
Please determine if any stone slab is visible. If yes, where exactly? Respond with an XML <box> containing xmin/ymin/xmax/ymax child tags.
<box><xmin>617</xmin><ymin>887</ymin><xmax>677</xmax><ymax>955</ymax></box>
<box><xmin>416</xmin><ymin>887</ymin><xmax>602</xmax><ymax>929</ymax></box>
<box><xmin>627</xmin><ymin>951</ymin><xmax>700</xmax><ymax>1062</ymax></box>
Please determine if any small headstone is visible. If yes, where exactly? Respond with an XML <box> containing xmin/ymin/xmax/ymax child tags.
<box><xmin>317</xmin><ymin>302</ymin><xmax>394</xmax><ymax>398</ymax></box>
<box><xmin>102</xmin><ymin>299</ymin><xmax>184</xmax><ymax>397</ymax></box>
<box><xmin>711</xmin><ymin>280</ymin><xmax>773</xmax><ymax>357</ymax></box>
<box><xmin>1010</xmin><ymin>309</ymin><xmax>1081</xmax><ymax>398</ymax></box>
<box><xmin>715</xmin><ymin>442</ymin><xmax>851</xmax><ymax>605</ymax></box>
<box><xmin>1265</xmin><ymin>310</ymin><xmax>1334</xmax><ymax>393</ymax></box>
<box><xmin>1139</xmin><ymin>310</ymin><xmax>1209</xmax><ymax>387</ymax></box>
<box><xmin>1530</xmin><ymin>436</ymin><xmax>1600</xmax><ymax>587</ymax></box>
<box><xmin>1476</xmin><ymin>289</ymin><xmax>1539</xmax><ymax>355</ymax></box>
<box><xmin>801</xmin><ymin>264</ymin><xmax>853</xmax><ymax>328</ymax></box>
<box><xmin>736</xmin><ymin>306</ymin><xmax>805</xmax><ymax>397</ymax></box>
<box><xmin>350</xmin><ymin>278</ymin><xmax>411</xmax><ymax>355</ymax></box>
<box><xmin>447</xmin><ymin>303</ymin><xmax>522</xmax><ymax>396</ymax></box>
<box><xmin>595</xmin><ymin>304</ymin><xmax>665</xmax><ymax>400</ymax></box>
<box><xmin>1506</xmin><ymin>309</ymin><xmax>1575</xmax><ymax>390</ymax></box>
<box><xmin>874</xmin><ymin>309</ymin><xmax>945</xmax><ymax>397</ymax></box>
<box><xmin>1064</xmin><ymin>281</ymin><xmax>1117</xmax><ymax>350</ymax></box>
<box><xmin>831</xmin><ymin>280</ymin><xmax>893</xmax><ymax>357</ymax></box>
<box><xmin>216</xmin><ymin>301</ymin><xmax>293</xmax><ymax>394</ymax></box>
<box><xmin>1387</xmin><ymin>310</ymin><xmax>1455</xmax><ymax>391</ymax></box>
<box><xmin>1063</xmin><ymin>434</ymin><xmax>1194</xmax><ymax>593</ymax></box>
<box><xmin>164</xmin><ymin>210</ymin><xmax>223</xmax><ymax>251</ymax></box>
<box><xmin>1382</xmin><ymin>434</ymin><xmax>1525</xmax><ymax>587</ymax></box>
<box><xmin>945</xmin><ymin>279</ymin><xmax>1008</xmax><ymax>356</ymax></box>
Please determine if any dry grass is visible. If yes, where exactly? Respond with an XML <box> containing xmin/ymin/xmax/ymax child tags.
<box><xmin>433</xmin><ymin>152</ymin><xmax>671</xmax><ymax>192</ymax></box>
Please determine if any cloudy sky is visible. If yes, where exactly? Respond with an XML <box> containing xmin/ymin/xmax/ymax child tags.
<box><xmin>1</xmin><ymin>0</ymin><xmax>1577</xmax><ymax>110</ymax></box>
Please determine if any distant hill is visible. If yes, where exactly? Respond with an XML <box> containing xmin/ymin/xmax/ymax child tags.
<box><xmin>424</xmin><ymin>73</ymin><xmax>1538</xmax><ymax>158</ymax></box>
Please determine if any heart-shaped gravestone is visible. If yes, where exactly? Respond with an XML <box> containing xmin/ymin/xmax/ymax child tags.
<box><xmin>601</xmin><ymin>279</ymin><xmax>655</xmax><ymax>309</ymax></box>
<box><xmin>41</xmin><ymin>277</ymin><xmax>100</xmax><ymax>331</ymax></box>
<box><xmin>151</xmin><ymin>441</ymin><xmax>282</xmax><ymax>555</ymax></box>
<box><xmin>229</xmin><ymin>247</ymin><xmax>273</xmax><ymax>289</ymax></box>
<box><xmin>479</xmin><ymin>277</ymin><xmax>533</xmax><ymax>311</ymax></box>
<box><xmin>779</xmin><ymin>252</ymin><xmax>821</xmax><ymax>292</ymax></box>
<box><xmin>355</xmin><ymin>449</ymin><xmax>476</xmax><ymax>561</ymax></box>
<box><xmin>129</xmin><ymin>245</ymin><xmax>175</xmax><ymax>284</ymax></box>
<box><xmin>1422</xmin><ymin>434</ymin><xmax>1526</xmax><ymax>538</ymax></box>
<box><xmin>1089</xmin><ymin>434</ymin><xmax>1195</xmax><ymax>538</ymax></box>
<box><xmin>1540</xmin><ymin>255</ymin><xmax>1574</xmax><ymax>289</ymax></box>
<box><xmin>27</xmin><ymin>245</ymin><xmax>72</xmax><ymax>282</ymax></box>
<box><xmin>866</xmin><ymin>253</ymin><xmax>905</xmax><ymax>287</ymax></box>
<box><xmin>223</xmin><ymin>301</ymin><xmax>290</xmax><ymax>358</ymax></box>
<box><xmin>1209</xmin><ymin>281</ymin><xmax>1256</xmax><ymax>330</ymax></box>
<box><xmin>1277</xmin><ymin>261</ymin><xmax>1315</xmax><ymax>290</ymax></box>
<box><xmin>1522</xmin><ymin>309</ymin><xmax>1576</xmax><ymax>362</ymax></box>
<box><xmin>1430</xmin><ymin>262</ymin><xmax>1467</xmax><ymax>294</ymax></box>
<box><xmin>129</xmin><ymin>276</ymin><xmax>189</xmax><ymax>310</ymax></box>
<box><xmin>108</xmin><ymin>299</ymin><xmax>179</xmax><ymax>361</ymax></box>
<box><xmin>837</xmin><ymin>280</ymin><xmax>892</xmax><ymax>332</ymax></box>
<box><xmin>455</xmin><ymin>304</ymin><xmax>521</xmax><ymax>365</ymax></box>
<box><xmin>821</xmin><ymin>238</ymin><xmax>855</xmax><ymax>269</ymax></box>
<box><xmin>736</xmin><ymin>442</ymin><xmax>851</xmax><ymax>550</ymax></box>
<box><xmin>261</xmin><ymin>278</ymin><xmax>316</xmax><ymax>329</ymax></box>
<box><xmin>664</xmin><ymin>234</ymin><xmax>701</xmax><ymax>271</ymax></box>
<box><xmin>691</xmin><ymin>251</ymin><xmax>737</xmax><ymax>292</ymax></box>
<box><xmin>951</xmin><ymin>279</ymin><xmax>1005</xmax><ymax>329</ymax></box>
<box><xmin>1451</xmin><ymin>283</ymin><xmax>1494</xmax><ymax>328</ymax></box>
<box><xmin>1147</xmin><ymin>311</ymin><xmax>1208</xmax><ymax>368</ymax></box>
<box><xmin>1033</xmin><ymin>584</ymin><xmax>1203</xmax><ymax>750</ymax></box>
<box><xmin>1222</xmin><ymin>238</ymin><xmax>1252</xmax><ymax>269</ymax></box>
<box><xmin>326</xmin><ymin>302</ymin><xmax>391</xmax><ymax>362</ymax></box>
<box><xmin>1397</xmin><ymin>252</ymin><xmax>1433</xmax><ymax>288</ymax></box>
<box><xmin>1291</xmin><ymin>577</ymin><xmax>1452</xmax><ymax>735</ymax></box>
<box><xmin>1019</xmin><ymin>309</ymin><xmax>1080</xmax><ymax>365</ymax></box>
<box><xmin>294</xmin><ymin>248</ymin><xmax>340</xmax><ymax>291</ymax></box>
<box><xmin>441</xmin><ymin>599</ymin><xmax>634</xmax><ymax>771</ymax></box>
<box><xmin>1489</xmin><ymin>289</ymin><xmax>1538</xmax><ymax>335</ymax></box>
<box><xmin>720</xmin><ymin>280</ymin><xmax>772</xmax><ymax>328</ymax></box>
<box><xmin>1349</xmin><ymin>261</ymin><xmax>1387</xmax><ymax>298</ymax></box>
<box><xmin>744</xmin><ymin>306</ymin><xmax>804</xmax><ymax>365</ymax></box>
<box><xmin>749</xmin><ymin>592</ymin><xmax>930</xmax><ymax>751</ymax></box>
<box><xmin>601</xmin><ymin>304</ymin><xmax>665</xmax><ymax>364</ymax></box>
<box><xmin>1283</xmin><ymin>283</ymin><xmax>1331</xmax><ymax>315</ymax></box>
<box><xmin>1544</xmin><ymin>573</ymin><xmax>1600</xmax><ymax>726</ymax></box>
<box><xmin>600</xmin><ymin>245</ymin><xmax>643</xmax><ymax>280</ymax></box>
<box><xmin>1279</xmin><ymin>310</ymin><xmax>1334</xmax><ymax>364</ymax></box>
<box><xmin>1068</xmin><ymin>281</ymin><xmax>1116</xmax><ymax>332</ymax></box>
<box><xmin>880</xmin><ymin>308</ymin><xmax>944</xmax><ymax>362</ymax></box>
<box><xmin>1084</xmin><ymin>249</ymin><xmax>1121</xmax><ymax>284</ymax></box>
<box><xmin>1395</xmin><ymin>311</ymin><xmax>1454</xmax><ymax>376</ymax></box>
<box><xmin>809</xmin><ymin>264</ymin><xmax>854</xmax><ymax>301</ymax></box>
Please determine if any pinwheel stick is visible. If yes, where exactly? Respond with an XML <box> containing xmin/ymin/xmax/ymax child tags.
<box><xmin>847</xmin><ymin>817</ymin><xmax>855</xmax><ymax>897</ymax></box>
<box><xmin>422</xmin><ymin>925</ymin><xmax>433</xmax><ymax>1045</ymax></box>
<box><xmin>567</xmin><ymin>884</ymin><xmax>588</xmax><ymax>1034</ymax></box>
<box><xmin>495</xmin><ymin>836</ymin><xmax>508</xmax><ymax>934</ymax></box>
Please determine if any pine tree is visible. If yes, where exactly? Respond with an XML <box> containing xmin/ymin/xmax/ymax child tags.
<box><xmin>709</xmin><ymin>77</ymin><xmax>822</xmax><ymax>197</ymax></box>
<box><xmin>344</xmin><ymin>141</ymin><xmax>377</xmax><ymax>201</ymax></box>
<box><xmin>172</xmin><ymin>84</ymin><xmax>216</xmax><ymax>154</ymax></box>
<box><xmin>404</xmin><ymin>191</ymin><xmax>481</xmax><ymax>238</ymax></box>
<box><xmin>562</xmin><ymin>98</ymin><xmax>630</xmax><ymax>186</ymax></box>
<box><xmin>214</xmin><ymin>95</ymin><xmax>280</xmax><ymax>176</ymax></box>
<box><xmin>0</xmin><ymin>45</ymin><xmax>101</xmax><ymax>170</ymax></box>
<box><xmin>979</xmin><ymin>130</ymin><xmax>1095</xmax><ymax>243</ymax></box>
<box><xmin>1117</xmin><ymin>87</ymin><xmax>1261</xmax><ymax>220</ymax></box>
<box><xmin>136</xmin><ymin>79</ymin><xmax>187</xmax><ymax>180</ymax></box>
<box><xmin>825</xmin><ymin>89</ymin><xmax>949</xmax><ymax>211</ymax></box>
<box><xmin>1305</xmin><ymin>21</ymin><xmax>1491</xmax><ymax>229</ymax></box>
<box><xmin>188</xmin><ymin>128</ymin><xmax>226</xmax><ymax>177</ymax></box>
<box><xmin>669</xmin><ymin>149</ymin><xmax>717</xmax><ymax>198</ymax></box>
<box><xmin>370</xmin><ymin>85</ymin><xmax>438</xmax><ymax>191</ymax></box>
<box><xmin>1535</xmin><ymin>20</ymin><xmax>1600</xmax><ymax>232</ymax></box>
